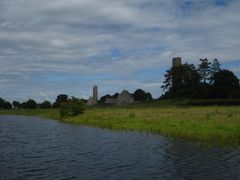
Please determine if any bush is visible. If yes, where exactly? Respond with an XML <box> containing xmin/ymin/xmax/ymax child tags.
<box><xmin>21</xmin><ymin>99</ymin><xmax>37</xmax><ymax>109</ymax></box>
<box><xmin>40</xmin><ymin>100</ymin><xmax>52</xmax><ymax>109</ymax></box>
<box><xmin>59</xmin><ymin>97</ymin><xmax>86</xmax><ymax>117</ymax></box>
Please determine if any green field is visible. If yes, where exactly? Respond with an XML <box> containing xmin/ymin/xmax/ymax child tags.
<box><xmin>1</xmin><ymin>105</ymin><xmax>240</xmax><ymax>145</ymax></box>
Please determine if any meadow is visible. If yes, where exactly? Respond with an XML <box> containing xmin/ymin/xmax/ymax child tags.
<box><xmin>1</xmin><ymin>104</ymin><xmax>240</xmax><ymax>145</ymax></box>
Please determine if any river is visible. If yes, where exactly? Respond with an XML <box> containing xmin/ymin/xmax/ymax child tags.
<box><xmin>0</xmin><ymin>115</ymin><xmax>240</xmax><ymax>180</ymax></box>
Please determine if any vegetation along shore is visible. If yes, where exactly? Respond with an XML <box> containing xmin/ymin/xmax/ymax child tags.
<box><xmin>1</xmin><ymin>102</ymin><xmax>240</xmax><ymax>146</ymax></box>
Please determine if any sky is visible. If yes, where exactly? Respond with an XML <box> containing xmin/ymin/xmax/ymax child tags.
<box><xmin>0</xmin><ymin>0</ymin><xmax>240</xmax><ymax>102</ymax></box>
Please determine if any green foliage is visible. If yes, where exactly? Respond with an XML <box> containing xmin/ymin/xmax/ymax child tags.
<box><xmin>3</xmin><ymin>101</ymin><xmax>12</xmax><ymax>109</ymax></box>
<box><xmin>161</xmin><ymin>58</ymin><xmax>240</xmax><ymax>99</ymax></box>
<box><xmin>100</xmin><ymin>94</ymin><xmax>112</xmax><ymax>104</ymax></box>
<box><xmin>53</xmin><ymin>94</ymin><xmax>69</xmax><ymax>108</ymax></box>
<box><xmin>21</xmin><ymin>99</ymin><xmax>37</xmax><ymax>109</ymax></box>
<box><xmin>13</xmin><ymin>101</ymin><xmax>21</xmax><ymax>109</ymax></box>
<box><xmin>133</xmin><ymin>89</ymin><xmax>147</xmax><ymax>101</ymax></box>
<box><xmin>40</xmin><ymin>100</ymin><xmax>52</xmax><ymax>109</ymax></box>
<box><xmin>198</xmin><ymin>58</ymin><xmax>211</xmax><ymax>84</ymax></box>
<box><xmin>161</xmin><ymin>63</ymin><xmax>199</xmax><ymax>98</ymax></box>
<box><xmin>59</xmin><ymin>97</ymin><xmax>86</xmax><ymax>117</ymax></box>
<box><xmin>212</xmin><ymin>70</ymin><xmax>240</xmax><ymax>98</ymax></box>
<box><xmin>2</xmin><ymin>105</ymin><xmax>240</xmax><ymax>145</ymax></box>
<box><xmin>0</xmin><ymin>98</ymin><xmax>12</xmax><ymax>110</ymax></box>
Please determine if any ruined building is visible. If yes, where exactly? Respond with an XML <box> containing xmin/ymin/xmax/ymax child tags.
<box><xmin>105</xmin><ymin>90</ymin><xmax>134</xmax><ymax>105</ymax></box>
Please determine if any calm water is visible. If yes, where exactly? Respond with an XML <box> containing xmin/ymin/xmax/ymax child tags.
<box><xmin>1</xmin><ymin>116</ymin><xmax>240</xmax><ymax>180</ymax></box>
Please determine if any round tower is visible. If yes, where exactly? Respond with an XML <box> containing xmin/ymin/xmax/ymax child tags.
<box><xmin>93</xmin><ymin>85</ymin><xmax>98</xmax><ymax>104</ymax></box>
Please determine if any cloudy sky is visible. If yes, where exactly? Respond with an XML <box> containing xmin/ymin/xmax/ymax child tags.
<box><xmin>0</xmin><ymin>0</ymin><xmax>240</xmax><ymax>102</ymax></box>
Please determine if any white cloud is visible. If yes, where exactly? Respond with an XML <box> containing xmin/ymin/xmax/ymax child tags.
<box><xmin>0</xmin><ymin>0</ymin><xmax>239</xmax><ymax>100</ymax></box>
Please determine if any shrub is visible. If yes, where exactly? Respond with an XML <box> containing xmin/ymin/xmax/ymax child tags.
<box><xmin>59</xmin><ymin>97</ymin><xmax>86</xmax><ymax>117</ymax></box>
<box><xmin>40</xmin><ymin>100</ymin><xmax>52</xmax><ymax>109</ymax></box>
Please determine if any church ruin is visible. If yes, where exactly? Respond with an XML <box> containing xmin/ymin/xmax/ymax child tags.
<box><xmin>105</xmin><ymin>90</ymin><xmax>134</xmax><ymax>105</ymax></box>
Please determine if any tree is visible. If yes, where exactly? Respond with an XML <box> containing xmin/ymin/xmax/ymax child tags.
<box><xmin>3</xmin><ymin>101</ymin><xmax>12</xmax><ymax>109</ymax></box>
<box><xmin>212</xmin><ymin>69</ymin><xmax>239</xmax><ymax>98</ymax></box>
<box><xmin>59</xmin><ymin>97</ymin><xmax>86</xmax><ymax>117</ymax></box>
<box><xmin>22</xmin><ymin>99</ymin><xmax>37</xmax><ymax>109</ymax></box>
<box><xmin>211</xmin><ymin>59</ymin><xmax>221</xmax><ymax>75</ymax></box>
<box><xmin>198</xmin><ymin>58</ymin><xmax>211</xmax><ymax>84</ymax></box>
<box><xmin>13</xmin><ymin>101</ymin><xmax>21</xmax><ymax>109</ymax></box>
<box><xmin>112</xmin><ymin>93</ymin><xmax>119</xmax><ymax>99</ymax></box>
<box><xmin>40</xmin><ymin>100</ymin><xmax>52</xmax><ymax>109</ymax></box>
<box><xmin>0</xmin><ymin>98</ymin><xmax>5</xmax><ymax>109</ymax></box>
<box><xmin>100</xmin><ymin>94</ymin><xmax>112</xmax><ymax>104</ymax></box>
<box><xmin>56</xmin><ymin>94</ymin><xmax>68</xmax><ymax>103</ymax></box>
<box><xmin>53</xmin><ymin>94</ymin><xmax>69</xmax><ymax>108</ymax></box>
<box><xmin>161</xmin><ymin>63</ymin><xmax>199</xmax><ymax>98</ymax></box>
<box><xmin>133</xmin><ymin>89</ymin><xmax>148</xmax><ymax>102</ymax></box>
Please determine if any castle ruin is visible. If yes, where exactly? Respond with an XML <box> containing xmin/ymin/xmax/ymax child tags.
<box><xmin>172</xmin><ymin>57</ymin><xmax>182</xmax><ymax>68</ymax></box>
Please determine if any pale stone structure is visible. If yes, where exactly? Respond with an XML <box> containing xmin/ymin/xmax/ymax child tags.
<box><xmin>105</xmin><ymin>98</ymin><xmax>117</xmax><ymax>105</ymax></box>
<box><xmin>117</xmin><ymin>90</ymin><xmax>134</xmax><ymax>105</ymax></box>
<box><xmin>93</xmin><ymin>85</ymin><xmax>98</xmax><ymax>104</ymax></box>
<box><xmin>105</xmin><ymin>90</ymin><xmax>134</xmax><ymax>105</ymax></box>
<box><xmin>87</xmin><ymin>85</ymin><xmax>98</xmax><ymax>105</ymax></box>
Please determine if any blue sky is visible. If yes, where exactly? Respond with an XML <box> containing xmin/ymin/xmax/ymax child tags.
<box><xmin>0</xmin><ymin>0</ymin><xmax>240</xmax><ymax>102</ymax></box>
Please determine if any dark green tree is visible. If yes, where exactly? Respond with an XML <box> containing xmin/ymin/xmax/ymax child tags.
<box><xmin>161</xmin><ymin>63</ymin><xmax>199</xmax><ymax>98</ymax></box>
<box><xmin>53</xmin><ymin>94</ymin><xmax>69</xmax><ymax>108</ymax></box>
<box><xmin>212</xmin><ymin>69</ymin><xmax>239</xmax><ymax>98</ymax></box>
<box><xmin>59</xmin><ymin>97</ymin><xmax>86</xmax><ymax>117</ymax></box>
<box><xmin>112</xmin><ymin>93</ymin><xmax>119</xmax><ymax>99</ymax></box>
<box><xmin>0</xmin><ymin>98</ymin><xmax>5</xmax><ymax>109</ymax></box>
<box><xmin>100</xmin><ymin>94</ymin><xmax>112</xmax><ymax>104</ymax></box>
<box><xmin>211</xmin><ymin>59</ymin><xmax>221</xmax><ymax>75</ymax></box>
<box><xmin>133</xmin><ymin>89</ymin><xmax>148</xmax><ymax>102</ymax></box>
<box><xmin>13</xmin><ymin>101</ymin><xmax>21</xmax><ymax>109</ymax></box>
<box><xmin>22</xmin><ymin>99</ymin><xmax>37</xmax><ymax>109</ymax></box>
<box><xmin>40</xmin><ymin>100</ymin><xmax>52</xmax><ymax>109</ymax></box>
<box><xmin>198</xmin><ymin>58</ymin><xmax>211</xmax><ymax>84</ymax></box>
<box><xmin>3</xmin><ymin>101</ymin><xmax>12</xmax><ymax>109</ymax></box>
<box><xmin>56</xmin><ymin>94</ymin><xmax>68</xmax><ymax>103</ymax></box>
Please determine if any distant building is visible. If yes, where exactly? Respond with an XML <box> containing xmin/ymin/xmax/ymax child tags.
<box><xmin>105</xmin><ymin>90</ymin><xmax>134</xmax><ymax>105</ymax></box>
<box><xmin>172</xmin><ymin>57</ymin><xmax>182</xmax><ymax>68</ymax></box>
<box><xmin>87</xmin><ymin>85</ymin><xmax>98</xmax><ymax>105</ymax></box>
<box><xmin>105</xmin><ymin>98</ymin><xmax>117</xmax><ymax>105</ymax></box>
<box><xmin>117</xmin><ymin>90</ymin><xmax>134</xmax><ymax>105</ymax></box>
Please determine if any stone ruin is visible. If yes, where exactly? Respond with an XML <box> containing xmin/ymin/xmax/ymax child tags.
<box><xmin>105</xmin><ymin>90</ymin><xmax>134</xmax><ymax>105</ymax></box>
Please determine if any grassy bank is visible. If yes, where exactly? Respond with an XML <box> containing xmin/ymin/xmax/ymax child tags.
<box><xmin>1</xmin><ymin>105</ymin><xmax>240</xmax><ymax>145</ymax></box>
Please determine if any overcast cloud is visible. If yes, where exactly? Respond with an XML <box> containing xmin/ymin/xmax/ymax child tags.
<box><xmin>0</xmin><ymin>0</ymin><xmax>240</xmax><ymax>101</ymax></box>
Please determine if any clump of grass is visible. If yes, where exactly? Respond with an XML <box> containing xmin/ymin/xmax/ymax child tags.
<box><xmin>128</xmin><ymin>113</ymin><xmax>135</xmax><ymax>118</ymax></box>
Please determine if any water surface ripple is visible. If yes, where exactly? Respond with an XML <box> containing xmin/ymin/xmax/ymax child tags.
<box><xmin>0</xmin><ymin>115</ymin><xmax>240</xmax><ymax>180</ymax></box>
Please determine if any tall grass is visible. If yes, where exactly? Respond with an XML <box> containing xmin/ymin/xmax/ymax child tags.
<box><xmin>1</xmin><ymin>106</ymin><xmax>240</xmax><ymax>145</ymax></box>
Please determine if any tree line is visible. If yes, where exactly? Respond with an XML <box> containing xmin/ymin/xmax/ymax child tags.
<box><xmin>0</xmin><ymin>94</ymin><xmax>84</xmax><ymax>110</ymax></box>
<box><xmin>161</xmin><ymin>58</ymin><xmax>240</xmax><ymax>99</ymax></box>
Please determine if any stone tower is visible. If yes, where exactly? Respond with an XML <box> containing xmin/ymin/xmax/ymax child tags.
<box><xmin>93</xmin><ymin>85</ymin><xmax>98</xmax><ymax>104</ymax></box>
<box><xmin>172</xmin><ymin>57</ymin><xmax>182</xmax><ymax>68</ymax></box>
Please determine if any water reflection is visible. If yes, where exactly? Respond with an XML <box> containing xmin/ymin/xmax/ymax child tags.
<box><xmin>0</xmin><ymin>115</ymin><xmax>240</xmax><ymax>179</ymax></box>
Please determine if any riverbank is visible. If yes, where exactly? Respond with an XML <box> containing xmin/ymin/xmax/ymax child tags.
<box><xmin>1</xmin><ymin>105</ymin><xmax>240</xmax><ymax>145</ymax></box>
